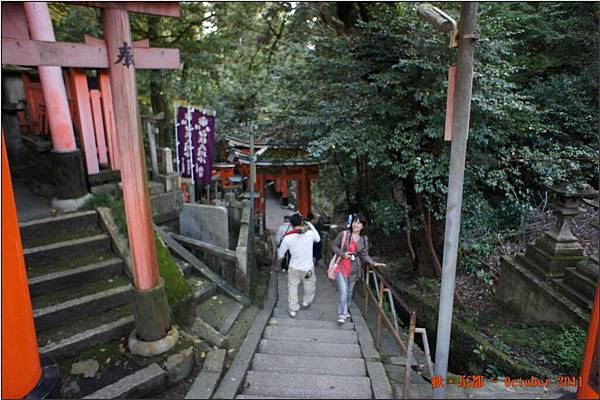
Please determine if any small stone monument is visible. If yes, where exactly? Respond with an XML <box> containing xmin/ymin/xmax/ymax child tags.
<box><xmin>154</xmin><ymin>147</ymin><xmax>179</xmax><ymax>193</ymax></box>
<box><xmin>496</xmin><ymin>184</ymin><xmax>598</xmax><ymax>327</ymax></box>
<box><xmin>522</xmin><ymin>184</ymin><xmax>592</xmax><ymax>278</ymax></box>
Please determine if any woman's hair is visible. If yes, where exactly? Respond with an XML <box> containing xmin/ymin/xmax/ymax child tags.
<box><xmin>349</xmin><ymin>212</ymin><xmax>368</xmax><ymax>236</ymax></box>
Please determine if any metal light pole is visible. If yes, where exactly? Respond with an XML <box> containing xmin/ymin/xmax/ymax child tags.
<box><xmin>431</xmin><ymin>3</ymin><xmax>478</xmax><ymax>398</ymax></box>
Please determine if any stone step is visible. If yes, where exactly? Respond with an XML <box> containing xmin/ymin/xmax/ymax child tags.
<box><xmin>576</xmin><ymin>258</ymin><xmax>599</xmax><ymax>280</ymax></box>
<box><xmin>37</xmin><ymin>304</ymin><xmax>131</xmax><ymax>348</ymax></box>
<box><xmin>252</xmin><ymin>353</ymin><xmax>366</xmax><ymax>377</ymax></box>
<box><xmin>33</xmin><ymin>281</ymin><xmax>132</xmax><ymax>331</ymax></box>
<box><xmin>515</xmin><ymin>254</ymin><xmax>548</xmax><ymax>280</ymax></box>
<box><xmin>28</xmin><ymin>258</ymin><xmax>123</xmax><ymax>297</ymax></box>
<box><xmin>83</xmin><ymin>363</ymin><xmax>166</xmax><ymax>399</ymax></box>
<box><xmin>275</xmin><ymin>301</ymin><xmax>339</xmax><ymax>311</ymax></box>
<box><xmin>19</xmin><ymin>210</ymin><xmax>99</xmax><ymax>248</ymax></box>
<box><xmin>563</xmin><ymin>267</ymin><xmax>597</xmax><ymax>300</ymax></box>
<box><xmin>195</xmin><ymin>292</ymin><xmax>243</xmax><ymax>334</ymax></box>
<box><xmin>272</xmin><ymin>307</ymin><xmax>339</xmax><ymax>321</ymax></box>
<box><xmin>40</xmin><ymin>315</ymin><xmax>134</xmax><ymax>361</ymax></box>
<box><xmin>258</xmin><ymin>339</ymin><xmax>362</xmax><ymax>358</ymax></box>
<box><xmin>268</xmin><ymin>317</ymin><xmax>354</xmax><ymax>331</ymax></box>
<box><xmin>551</xmin><ymin>279</ymin><xmax>593</xmax><ymax>311</ymax></box>
<box><xmin>26</xmin><ymin>251</ymin><xmax>117</xmax><ymax>279</ymax></box>
<box><xmin>242</xmin><ymin>371</ymin><xmax>372</xmax><ymax>399</ymax></box>
<box><xmin>24</xmin><ymin>233</ymin><xmax>111</xmax><ymax>267</ymax></box>
<box><xmin>263</xmin><ymin>326</ymin><xmax>358</xmax><ymax>344</ymax></box>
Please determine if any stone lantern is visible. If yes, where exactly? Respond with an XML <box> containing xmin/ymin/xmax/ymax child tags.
<box><xmin>523</xmin><ymin>184</ymin><xmax>598</xmax><ymax>279</ymax></box>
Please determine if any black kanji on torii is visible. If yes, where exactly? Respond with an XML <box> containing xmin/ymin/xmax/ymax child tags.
<box><xmin>115</xmin><ymin>41</ymin><xmax>134</xmax><ymax>67</ymax></box>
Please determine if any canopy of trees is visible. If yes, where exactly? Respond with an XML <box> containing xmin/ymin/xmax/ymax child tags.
<box><xmin>50</xmin><ymin>2</ymin><xmax>598</xmax><ymax>276</ymax></box>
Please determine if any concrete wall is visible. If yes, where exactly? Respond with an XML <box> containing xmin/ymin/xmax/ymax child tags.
<box><xmin>180</xmin><ymin>203</ymin><xmax>229</xmax><ymax>248</ymax></box>
<box><xmin>496</xmin><ymin>256</ymin><xmax>587</xmax><ymax>328</ymax></box>
<box><xmin>235</xmin><ymin>202</ymin><xmax>253</xmax><ymax>295</ymax></box>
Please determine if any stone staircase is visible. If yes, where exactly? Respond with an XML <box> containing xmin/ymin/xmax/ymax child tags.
<box><xmin>19</xmin><ymin>210</ymin><xmax>134</xmax><ymax>362</ymax></box>
<box><xmin>551</xmin><ymin>254</ymin><xmax>598</xmax><ymax>314</ymax></box>
<box><xmin>236</xmin><ymin>268</ymin><xmax>388</xmax><ymax>399</ymax></box>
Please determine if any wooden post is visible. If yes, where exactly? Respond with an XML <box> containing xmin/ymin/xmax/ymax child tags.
<box><xmin>1</xmin><ymin>133</ymin><xmax>41</xmax><ymax>399</ymax></box>
<box><xmin>403</xmin><ymin>311</ymin><xmax>417</xmax><ymax>399</ymax></box>
<box><xmin>444</xmin><ymin>65</ymin><xmax>456</xmax><ymax>141</ymax></box>
<box><xmin>102</xmin><ymin>8</ymin><xmax>159</xmax><ymax>290</ymax></box>
<box><xmin>22</xmin><ymin>2</ymin><xmax>76</xmax><ymax>153</ymax></box>
<box><xmin>578</xmin><ymin>287</ymin><xmax>599</xmax><ymax>399</ymax></box>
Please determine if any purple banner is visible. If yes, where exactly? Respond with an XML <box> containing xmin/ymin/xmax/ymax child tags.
<box><xmin>175</xmin><ymin>105</ymin><xmax>215</xmax><ymax>185</ymax></box>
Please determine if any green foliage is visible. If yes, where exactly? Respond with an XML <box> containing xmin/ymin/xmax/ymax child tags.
<box><xmin>51</xmin><ymin>2</ymin><xmax>598</xmax><ymax>275</ymax></box>
<box><xmin>268</xmin><ymin>3</ymin><xmax>597</xmax><ymax>277</ymax></box>
<box><xmin>84</xmin><ymin>193</ymin><xmax>127</xmax><ymax>235</ymax></box>
<box><xmin>154</xmin><ymin>231</ymin><xmax>192</xmax><ymax>306</ymax></box>
<box><xmin>540</xmin><ymin>325</ymin><xmax>587</xmax><ymax>374</ymax></box>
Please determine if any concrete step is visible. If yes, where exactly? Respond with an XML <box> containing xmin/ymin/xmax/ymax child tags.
<box><xmin>258</xmin><ymin>339</ymin><xmax>362</xmax><ymax>358</ymax></box>
<box><xmin>40</xmin><ymin>315</ymin><xmax>134</xmax><ymax>361</ymax></box>
<box><xmin>551</xmin><ymin>278</ymin><xmax>593</xmax><ymax>311</ymax></box>
<box><xmin>28</xmin><ymin>257</ymin><xmax>123</xmax><ymax>297</ymax></box>
<box><xmin>33</xmin><ymin>280</ymin><xmax>132</xmax><ymax>331</ymax></box>
<box><xmin>252</xmin><ymin>353</ymin><xmax>366</xmax><ymax>377</ymax></box>
<box><xmin>272</xmin><ymin>307</ymin><xmax>339</xmax><ymax>321</ymax></box>
<box><xmin>83</xmin><ymin>363</ymin><xmax>166</xmax><ymax>399</ymax></box>
<box><xmin>195</xmin><ymin>292</ymin><xmax>242</xmax><ymax>334</ymax></box>
<box><xmin>275</xmin><ymin>301</ymin><xmax>339</xmax><ymax>311</ymax></box>
<box><xmin>242</xmin><ymin>371</ymin><xmax>372</xmax><ymax>399</ymax></box>
<box><xmin>19</xmin><ymin>210</ymin><xmax>99</xmax><ymax>248</ymax></box>
<box><xmin>24</xmin><ymin>233</ymin><xmax>111</xmax><ymax>267</ymax></box>
<box><xmin>515</xmin><ymin>254</ymin><xmax>548</xmax><ymax>280</ymax></box>
<box><xmin>37</xmin><ymin>304</ymin><xmax>131</xmax><ymax>347</ymax></box>
<box><xmin>563</xmin><ymin>267</ymin><xmax>596</xmax><ymax>300</ymax></box>
<box><xmin>576</xmin><ymin>257</ymin><xmax>599</xmax><ymax>280</ymax></box>
<box><xmin>26</xmin><ymin>250</ymin><xmax>117</xmax><ymax>279</ymax></box>
<box><xmin>268</xmin><ymin>317</ymin><xmax>354</xmax><ymax>331</ymax></box>
<box><xmin>263</xmin><ymin>326</ymin><xmax>358</xmax><ymax>344</ymax></box>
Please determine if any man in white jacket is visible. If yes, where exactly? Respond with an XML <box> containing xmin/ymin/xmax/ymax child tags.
<box><xmin>277</xmin><ymin>213</ymin><xmax>321</xmax><ymax>317</ymax></box>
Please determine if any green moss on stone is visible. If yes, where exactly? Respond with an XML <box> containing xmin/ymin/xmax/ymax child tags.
<box><xmin>154</xmin><ymin>231</ymin><xmax>192</xmax><ymax>306</ymax></box>
<box><xmin>547</xmin><ymin>255</ymin><xmax>587</xmax><ymax>261</ymax></box>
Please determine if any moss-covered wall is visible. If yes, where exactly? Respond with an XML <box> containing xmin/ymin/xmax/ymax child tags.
<box><xmin>390</xmin><ymin>284</ymin><xmax>544</xmax><ymax>378</ymax></box>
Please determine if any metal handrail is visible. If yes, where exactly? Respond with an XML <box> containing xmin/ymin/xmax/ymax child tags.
<box><xmin>363</xmin><ymin>264</ymin><xmax>435</xmax><ymax>399</ymax></box>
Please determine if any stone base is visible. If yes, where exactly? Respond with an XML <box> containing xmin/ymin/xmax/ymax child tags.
<box><xmin>496</xmin><ymin>255</ymin><xmax>589</xmax><ymax>328</ymax></box>
<box><xmin>50</xmin><ymin>150</ymin><xmax>88</xmax><ymax>199</ymax></box>
<box><xmin>128</xmin><ymin>326</ymin><xmax>179</xmax><ymax>357</ymax></box>
<box><xmin>153</xmin><ymin>173</ymin><xmax>179</xmax><ymax>193</ymax></box>
<box><xmin>132</xmin><ymin>279</ymin><xmax>171</xmax><ymax>341</ymax></box>
<box><xmin>51</xmin><ymin>193</ymin><xmax>93</xmax><ymax>212</ymax></box>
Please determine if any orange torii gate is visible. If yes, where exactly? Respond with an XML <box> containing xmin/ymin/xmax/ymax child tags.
<box><xmin>2</xmin><ymin>2</ymin><xmax>180</xmax><ymax>397</ymax></box>
<box><xmin>223</xmin><ymin>136</ymin><xmax>320</xmax><ymax>217</ymax></box>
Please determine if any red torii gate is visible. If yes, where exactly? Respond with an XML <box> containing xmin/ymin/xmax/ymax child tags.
<box><xmin>2</xmin><ymin>2</ymin><xmax>180</xmax><ymax>397</ymax></box>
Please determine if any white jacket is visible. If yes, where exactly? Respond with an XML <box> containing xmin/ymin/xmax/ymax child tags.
<box><xmin>277</xmin><ymin>222</ymin><xmax>320</xmax><ymax>271</ymax></box>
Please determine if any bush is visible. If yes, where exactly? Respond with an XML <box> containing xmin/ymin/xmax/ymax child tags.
<box><xmin>541</xmin><ymin>324</ymin><xmax>587</xmax><ymax>375</ymax></box>
<box><xmin>84</xmin><ymin>193</ymin><xmax>128</xmax><ymax>235</ymax></box>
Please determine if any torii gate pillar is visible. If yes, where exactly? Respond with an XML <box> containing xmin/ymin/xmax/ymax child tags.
<box><xmin>22</xmin><ymin>2</ymin><xmax>89</xmax><ymax>207</ymax></box>
<box><xmin>102</xmin><ymin>7</ymin><xmax>173</xmax><ymax>347</ymax></box>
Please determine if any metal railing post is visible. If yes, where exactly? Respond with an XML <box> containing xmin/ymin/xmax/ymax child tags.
<box><xmin>375</xmin><ymin>279</ymin><xmax>385</xmax><ymax>347</ymax></box>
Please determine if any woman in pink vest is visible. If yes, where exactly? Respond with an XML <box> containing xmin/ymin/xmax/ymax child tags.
<box><xmin>331</xmin><ymin>212</ymin><xmax>386</xmax><ymax>323</ymax></box>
